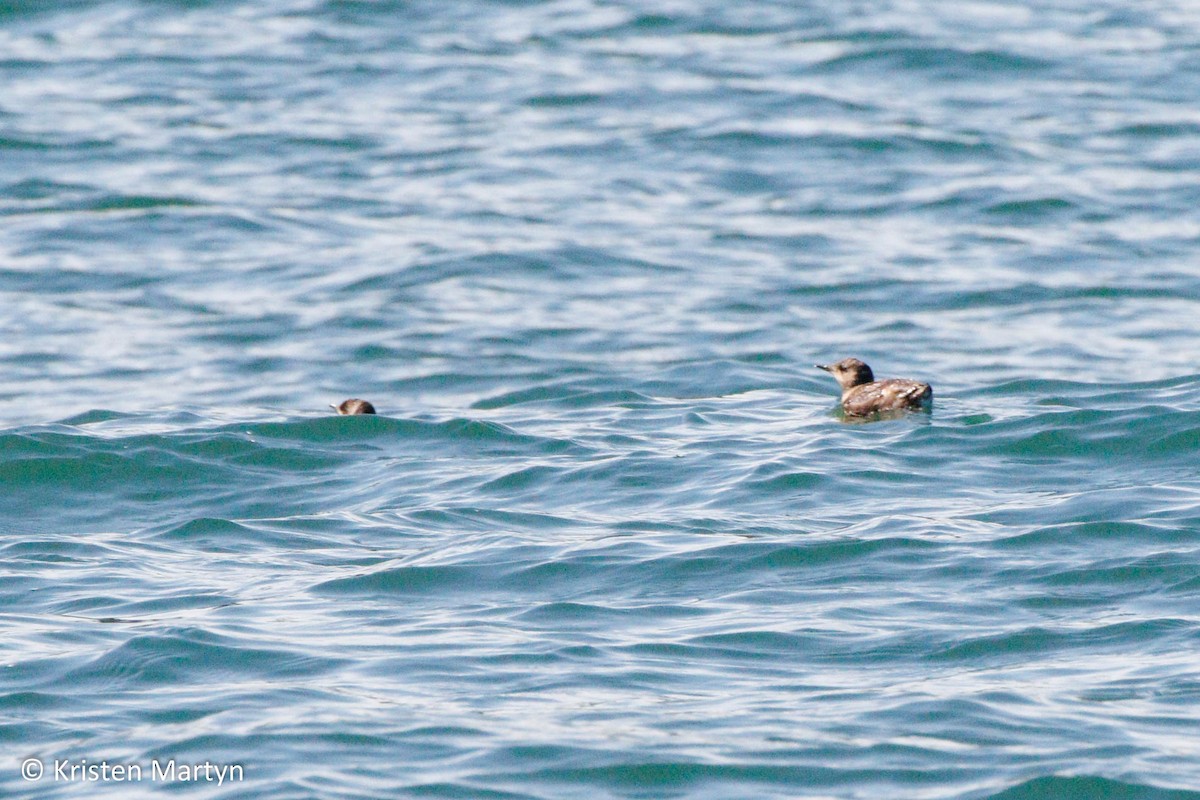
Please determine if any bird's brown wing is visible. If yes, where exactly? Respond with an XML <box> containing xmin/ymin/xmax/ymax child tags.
<box><xmin>843</xmin><ymin>380</ymin><xmax>931</xmax><ymax>416</ymax></box>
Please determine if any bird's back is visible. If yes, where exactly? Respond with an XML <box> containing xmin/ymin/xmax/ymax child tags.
<box><xmin>842</xmin><ymin>379</ymin><xmax>932</xmax><ymax>416</ymax></box>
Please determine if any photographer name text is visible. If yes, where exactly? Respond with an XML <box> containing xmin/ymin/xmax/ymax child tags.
<box><xmin>22</xmin><ymin>757</ymin><xmax>244</xmax><ymax>786</ymax></box>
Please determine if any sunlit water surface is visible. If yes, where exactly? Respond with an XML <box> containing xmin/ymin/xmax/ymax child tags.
<box><xmin>3</xmin><ymin>2</ymin><xmax>1200</xmax><ymax>798</ymax></box>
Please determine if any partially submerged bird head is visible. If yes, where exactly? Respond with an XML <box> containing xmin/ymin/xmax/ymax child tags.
<box><xmin>816</xmin><ymin>358</ymin><xmax>875</xmax><ymax>390</ymax></box>
<box><xmin>331</xmin><ymin>398</ymin><xmax>377</xmax><ymax>415</ymax></box>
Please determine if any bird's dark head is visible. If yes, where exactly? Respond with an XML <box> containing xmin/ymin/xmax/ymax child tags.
<box><xmin>816</xmin><ymin>358</ymin><xmax>875</xmax><ymax>390</ymax></box>
<box><xmin>332</xmin><ymin>398</ymin><xmax>377</xmax><ymax>415</ymax></box>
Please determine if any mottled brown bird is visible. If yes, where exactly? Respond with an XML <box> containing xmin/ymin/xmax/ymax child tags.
<box><xmin>816</xmin><ymin>358</ymin><xmax>931</xmax><ymax>417</ymax></box>
<box><xmin>331</xmin><ymin>399</ymin><xmax>377</xmax><ymax>415</ymax></box>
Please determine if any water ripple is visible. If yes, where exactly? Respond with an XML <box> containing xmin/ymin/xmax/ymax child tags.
<box><xmin>4</xmin><ymin>1</ymin><xmax>1200</xmax><ymax>797</ymax></box>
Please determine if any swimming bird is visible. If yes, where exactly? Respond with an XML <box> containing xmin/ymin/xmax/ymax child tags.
<box><xmin>816</xmin><ymin>358</ymin><xmax>931</xmax><ymax>417</ymax></box>
<box><xmin>331</xmin><ymin>399</ymin><xmax>377</xmax><ymax>415</ymax></box>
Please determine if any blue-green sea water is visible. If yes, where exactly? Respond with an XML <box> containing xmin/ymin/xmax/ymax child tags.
<box><xmin>4</xmin><ymin>2</ymin><xmax>1200</xmax><ymax>798</ymax></box>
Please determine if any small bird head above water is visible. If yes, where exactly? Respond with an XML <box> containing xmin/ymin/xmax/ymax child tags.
<box><xmin>816</xmin><ymin>358</ymin><xmax>875</xmax><ymax>390</ymax></box>
<box><xmin>331</xmin><ymin>398</ymin><xmax>377</xmax><ymax>415</ymax></box>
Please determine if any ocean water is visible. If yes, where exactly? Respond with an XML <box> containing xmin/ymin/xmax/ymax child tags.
<box><xmin>3</xmin><ymin>1</ymin><xmax>1200</xmax><ymax>798</ymax></box>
